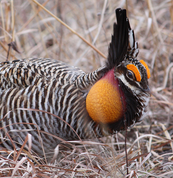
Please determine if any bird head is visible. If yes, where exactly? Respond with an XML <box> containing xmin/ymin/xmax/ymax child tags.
<box><xmin>86</xmin><ymin>8</ymin><xmax>150</xmax><ymax>133</ymax></box>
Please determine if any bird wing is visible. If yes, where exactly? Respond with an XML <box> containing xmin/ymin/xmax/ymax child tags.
<box><xmin>0</xmin><ymin>58</ymin><xmax>85</xmax><ymax>92</ymax></box>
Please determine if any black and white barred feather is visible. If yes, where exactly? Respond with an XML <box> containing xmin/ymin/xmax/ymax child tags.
<box><xmin>0</xmin><ymin>58</ymin><xmax>106</xmax><ymax>157</ymax></box>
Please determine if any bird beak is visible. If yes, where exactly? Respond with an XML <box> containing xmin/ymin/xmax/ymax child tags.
<box><xmin>140</xmin><ymin>86</ymin><xmax>150</xmax><ymax>94</ymax></box>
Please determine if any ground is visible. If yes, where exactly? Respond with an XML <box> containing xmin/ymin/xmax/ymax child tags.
<box><xmin>0</xmin><ymin>0</ymin><xmax>173</xmax><ymax>177</ymax></box>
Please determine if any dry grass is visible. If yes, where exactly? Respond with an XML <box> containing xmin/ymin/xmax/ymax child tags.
<box><xmin>0</xmin><ymin>0</ymin><xmax>173</xmax><ymax>177</ymax></box>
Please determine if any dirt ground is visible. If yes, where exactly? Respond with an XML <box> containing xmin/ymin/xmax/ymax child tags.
<box><xmin>0</xmin><ymin>0</ymin><xmax>173</xmax><ymax>177</ymax></box>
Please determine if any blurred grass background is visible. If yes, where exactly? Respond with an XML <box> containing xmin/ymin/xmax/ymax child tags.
<box><xmin>0</xmin><ymin>0</ymin><xmax>173</xmax><ymax>177</ymax></box>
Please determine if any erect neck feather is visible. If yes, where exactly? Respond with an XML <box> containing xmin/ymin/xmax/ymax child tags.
<box><xmin>86</xmin><ymin>69</ymin><xmax>126</xmax><ymax>124</ymax></box>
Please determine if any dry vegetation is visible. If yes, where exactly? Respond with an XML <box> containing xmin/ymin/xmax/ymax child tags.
<box><xmin>0</xmin><ymin>0</ymin><xmax>173</xmax><ymax>177</ymax></box>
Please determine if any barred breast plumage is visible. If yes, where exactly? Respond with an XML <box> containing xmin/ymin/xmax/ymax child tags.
<box><xmin>0</xmin><ymin>8</ymin><xmax>150</xmax><ymax>160</ymax></box>
<box><xmin>0</xmin><ymin>58</ymin><xmax>106</xmax><ymax>155</ymax></box>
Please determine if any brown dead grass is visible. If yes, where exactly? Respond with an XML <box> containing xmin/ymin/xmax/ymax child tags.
<box><xmin>0</xmin><ymin>0</ymin><xmax>173</xmax><ymax>177</ymax></box>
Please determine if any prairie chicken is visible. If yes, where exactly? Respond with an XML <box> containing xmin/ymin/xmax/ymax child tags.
<box><xmin>0</xmin><ymin>9</ymin><xmax>150</xmax><ymax>159</ymax></box>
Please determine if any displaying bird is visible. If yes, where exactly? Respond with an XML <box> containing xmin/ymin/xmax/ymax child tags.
<box><xmin>0</xmin><ymin>8</ymin><xmax>150</xmax><ymax>159</ymax></box>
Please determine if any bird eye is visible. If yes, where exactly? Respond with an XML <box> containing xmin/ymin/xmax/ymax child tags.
<box><xmin>126</xmin><ymin>70</ymin><xmax>135</xmax><ymax>80</ymax></box>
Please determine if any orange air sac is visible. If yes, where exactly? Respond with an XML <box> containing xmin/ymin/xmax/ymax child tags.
<box><xmin>86</xmin><ymin>69</ymin><xmax>125</xmax><ymax>124</ymax></box>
